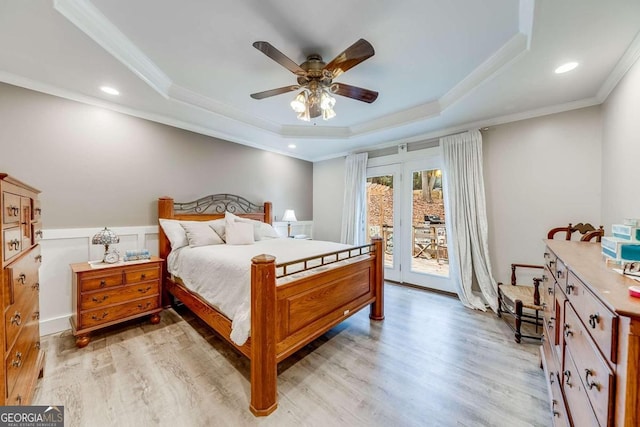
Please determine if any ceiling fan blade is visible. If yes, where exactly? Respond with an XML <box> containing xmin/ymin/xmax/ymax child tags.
<box><xmin>331</xmin><ymin>83</ymin><xmax>378</xmax><ymax>103</ymax></box>
<box><xmin>250</xmin><ymin>85</ymin><xmax>299</xmax><ymax>100</ymax></box>
<box><xmin>324</xmin><ymin>39</ymin><xmax>375</xmax><ymax>79</ymax></box>
<box><xmin>253</xmin><ymin>41</ymin><xmax>306</xmax><ymax>76</ymax></box>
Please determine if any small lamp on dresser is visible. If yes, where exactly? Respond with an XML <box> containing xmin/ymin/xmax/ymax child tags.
<box><xmin>282</xmin><ymin>209</ymin><xmax>297</xmax><ymax>238</ymax></box>
<box><xmin>92</xmin><ymin>227</ymin><xmax>120</xmax><ymax>263</ymax></box>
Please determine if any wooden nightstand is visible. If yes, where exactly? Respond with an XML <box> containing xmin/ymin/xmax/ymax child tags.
<box><xmin>70</xmin><ymin>257</ymin><xmax>163</xmax><ymax>348</ymax></box>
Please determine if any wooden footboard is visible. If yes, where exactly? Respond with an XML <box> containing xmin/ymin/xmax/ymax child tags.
<box><xmin>157</xmin><ymin>196</ymin><xmax>384</xmax><ymax>416</ymax></box>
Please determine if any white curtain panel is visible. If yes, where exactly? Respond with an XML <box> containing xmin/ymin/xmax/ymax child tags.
<box><xmin>340</xmin><ymin>153</ymin><xmax>368</xmax><ymax>245</ymax></box>
<box><xmin>442</xmin><ymin>130</ymin><xmax>498</xmax><ymax>312</ymax></box>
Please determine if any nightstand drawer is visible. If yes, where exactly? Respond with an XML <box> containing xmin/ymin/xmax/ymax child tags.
<box><xmin>81</xmin><ymin>281</ymin><xmax>160</xmax><ymax>310</ymax></box>
<box><xmin>79</xmin><ymin>271</ymin><xmax>123</xmax><ymax>292</ymax></box>
<box><xmin>80</xmin><ymin>296</ymin><xmax>159</xmax><ymax>328</ymax></box>
<box><xmin>124</xmin><ymin>266</ymin><xmax>160</xmax><ymax>284</ymax></box>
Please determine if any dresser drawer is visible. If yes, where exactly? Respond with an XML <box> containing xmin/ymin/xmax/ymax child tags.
<box><xmin>32</xmin><ymin>222</ymin><xmax>43</xmax><ymax>243</ymax></box>
<box><xmin>566</xmin><ymin>271</ymin><xmax>617</xmax><ymax>364</ymax></box>
<box><xmin>3</xmin><ymin>192</ymin><xmax>21</xmax><ymax>225</ymax></box>
<box><xmin>542</xmin><ymin>267</ymin><xmax>555</xmax><ymax>323</ymax></box>
<box><xmin>563</xmin><ymin>346</ymin><xmax>599</xmax><ymax>427</ymax></box>
<box><xmin>79</xmin><ymin>270</ymin><xmax>123</xmax><ymax>292</ymax></box>
<box><xmin>3</xmin><ymin>227</ymin><xmax>21</xmax><ymax>261</ymax></box>
<box><xmin>6</xmin><ymin>345</ymin><xmax>42</xmax><ymax>406</ymax></box>
<box><xmin>5</xmin><ymin>311</ymin><xmax>39</xmax><ymax>398</ymax></box>
<box><xmin>564</xmin><ymin>306</ymin><xmax>614</xmax><ymax>427</ymax></box>
<box><xmin>8</xmin><ymin>246</ymin><xmax>41</xmax><ymax>305</ymax></box>
<box><xmin>32</xmin><ymin>199</ymin><xmax>41</xmax><ymax>222</ymax></box>
<box><xmin>80</xmin><ymin>296</ymin><xmax>159</xmax><ymax>329</ymax></box>
<box><xmin>5</xmin><ymin>292</ymin><xmax>38</xmax><ymax>351</ymax></box>
<box><xmin>124</xmin><ymin>265</ymin><xmax>160</xmax><ymax>284</ymax></box>
<box><xmin>81</xmin><ymin>280</ymin><xmax>160</xmax><ymax>310</ymax></box>
<box><xmin>550</xmin><ymin>368</ymin><xmax>570</xmax><ymax>427</ymax></box>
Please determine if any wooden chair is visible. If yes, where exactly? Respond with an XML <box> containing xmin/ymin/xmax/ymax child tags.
<box><xmin>497</xmin><ymin>222</ymin><xmax>604</xmax><ymax>343</ymax></box>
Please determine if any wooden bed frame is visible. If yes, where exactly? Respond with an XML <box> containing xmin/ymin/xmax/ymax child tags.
<box><xmin>157</xmin><ymin>194</ymin><xmax>384</xmax><ymax>416</ymax></box>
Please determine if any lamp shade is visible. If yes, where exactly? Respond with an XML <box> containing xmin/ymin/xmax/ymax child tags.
<box><xmin>282</xmin><ymin>210</ymin><xmax>297</xmax><ymax>222</ymax></box>
<box><xmin>92</xmin><ymin>227</ymin><xmax>119</xmax><ymax>245</ymax></box>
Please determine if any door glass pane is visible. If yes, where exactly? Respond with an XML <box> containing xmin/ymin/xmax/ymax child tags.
<box><xmin>366</xmin><ymin>175</ymin><xmax>393</xmax><ymax>268</ymax></box>
<box><xmin>411</xmin><ymin>169</ymin><xmax>449</xmax><ymax>277</ymax></box>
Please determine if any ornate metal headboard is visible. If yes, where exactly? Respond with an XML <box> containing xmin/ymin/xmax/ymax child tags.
<box><xmin>174</xmin><ymin>194</ymin><xmax>265</xmax><ymax>215</ymax></box>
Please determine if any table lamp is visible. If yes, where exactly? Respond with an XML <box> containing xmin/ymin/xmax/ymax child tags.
<box><xmin>92</xmin><ymin>227</ymin><xmax>120</xmax><ymax>263</ymax></box>
<box><xmin>281</xmin><ymin>209</ymin><xmax>297</xmax><ymax>238</ymax></box>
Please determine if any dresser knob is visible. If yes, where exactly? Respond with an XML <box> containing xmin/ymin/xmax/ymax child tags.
<box><xmin>563</xmin><ymin>323</ymin><xmax>573</xmax><ymax>338</ymax></box>
<box><xmin>563</xmin><ymin>370</ymin><xmax>572</xmax><ymax>387</ymax></box>
<box><xmin>16</xmin><ymin>395</ymin><xmax>22</xmax><ymax>404</ymax></box>
<box><xmin>565</xmin><ymin>284</ymin><xmax>574</xmax><ymax>295</ymax></box>
<box><xmin>17</xmin><ymin>273</ymin><xmax>26</xmax><ymax>285</ymax></box>
<box><xmin>11</xmin><ymin>351</ymin><xmax>22</xmax><ymax>368</ymax></box>
<box><xmin>138</xmin><ymin>286</ymin><xmax>152</xmax><ymax>294</ymax></box>
<box><xmin>588</xmin><ymin>313</ymin><xmax>600</xmax><ymax>329</ymax></box>
<box><xmin>35</xmin><ymin>254</ymin><xmax>42</xmax><ymax>262</ymax></box>
<box><xmin>137</xmin><ymin>302</ymin><xmax>152</xmax><ymax>310</ymax></box>
<box><xmin>140</xmin><ymin>273</ymin><xmax>146</xmax><ymax>279</ymax></box>
<box><xmin>36</xmin><ymin>341</ymin><xmax>41</xmax><ymax>350</ymax></box>
<box><xmin>33</xmin><ymin>311</ymin><xmax>40</xmax><ymax>320</ymax></box>
<box><xmin>32</xmin><ymin>282</ymin><xmax>40</xmax><ymax>291</ymax></box>
<box><xmin>10</xmin><ymin>311</ymin><xmax>22</xmax><ymax>326</ymax></box>
<box><xmin>547</xmin><ymin>286</ymin><xmax>553</xmax><ymax>295</ymax></box>
<box><xmin>584</xmin><ymin>369</ymin><xmax>601</xmax><ymax>391</ymax></box>
<box><xmin>92</xmin><ymin>295</ymin><xmax>109</xmax><ymax>303</ymax></box>
<box><xmin>99</xmin><ymin>280</ymin><xmax>107</xmax><ymax>288</ymax></box>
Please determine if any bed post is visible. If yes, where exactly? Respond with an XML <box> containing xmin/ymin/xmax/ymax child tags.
<box><xmin>250</xmin><ymin>254</ymin><xmax>278</xmax><ymax>416</ymax></box>
<box><xmin>370</xmin><ymin>236</ymin><xmax>385</xmax><ymax>320</ymax></box>
<box><xmin>158</xmin><ymin>197</ymin><xmax>174</xmax><ymax>307</ymax></box>
<box><xmin>264</xmin><ymin>201</ymin><xmax>272</xmax><ymax>225</ymax></box>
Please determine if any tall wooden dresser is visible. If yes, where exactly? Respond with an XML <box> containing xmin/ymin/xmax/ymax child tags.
<box><xmin>0</xmin><ymin>174</ymin><xmax>44</xmax><ymax>405</ymax></box>
<box><xmin>541</xmin><ymin>240</ymin><xmax>640</xmax><ymax>426</ymax></box>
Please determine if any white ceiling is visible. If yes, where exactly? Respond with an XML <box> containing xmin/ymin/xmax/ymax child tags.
<box><xmin>1</xmin><ymin>0</ymin><xmax>639</xmax><ymax>161</ymax></box>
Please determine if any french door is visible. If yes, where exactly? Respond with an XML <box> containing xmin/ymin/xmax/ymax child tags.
<box><xmin>366</xmin><ymin>157</ymin><xmax>455</xmax><ymax>293</ymax></box>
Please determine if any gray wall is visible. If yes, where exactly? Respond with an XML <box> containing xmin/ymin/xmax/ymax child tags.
<box><xmin>312</xmin><ymin>156</ymin><xmax>345</xmax><ymax>241</ymax></box>
<box><xmin>601</xmin><ymin>55</ymin><xmax>640</xmax><ymax>227</ymax></box>
<box><xmin>484</xmin><ymin>106</ymin><xmax>602</xmax><ymax>283</ymax></box>
<box><xmin>0</xmin><ymin>83</ymin><xmax>312</xmax><ymax>227</ymax></box>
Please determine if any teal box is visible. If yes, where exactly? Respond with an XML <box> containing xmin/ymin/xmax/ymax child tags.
<box><xmin>611</xmin><ymin>224</ymin><xmax>640</xmax><ymax>242</ymax></box>
<box><xmin>601</xmin><ymin>236</ymin><xmax>640</xmax><ymax>261</ymax></box>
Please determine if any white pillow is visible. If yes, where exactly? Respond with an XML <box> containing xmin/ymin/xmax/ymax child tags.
<box><xmin>159</xmin><ymin>219</ymin><xmax>189</xmax><ymax>250</ymax></box>
<box><xmin>209</xmin><ymin>218</ymin><xmax>227</xmax><ymax>242</ymax></box>
<box><xmin>224</xmin><ymin>211</ymin><xmax>278</xmax><ymax>240</ymax></box>
<box><xmin>225</xmin><ymin>219</ymin><xmax>255</xmax><ymax>245</ymax></box>
<box><xmin>181</xmin><ymin>221</ymin><xmax>224</xmax><ymax>247</ymax></box>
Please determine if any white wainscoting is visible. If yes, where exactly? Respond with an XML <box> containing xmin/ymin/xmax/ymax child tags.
<box><xmin>38</xmin><ymin>221</ymin><xmax>314</xmax><ymax>336</ymax></box>
<box><xmin>39</xmin><ymin>226</ymin><xmax>159</xmax><ymax>336</ymax></box>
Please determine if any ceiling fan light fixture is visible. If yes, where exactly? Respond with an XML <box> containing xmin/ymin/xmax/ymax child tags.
<box><xmin>322</xmin><ymin>107</ymin><xmax>336</xmax><ymax>121</ymax></box>
<box><xmin>320</xmin><ymin>90</ymin><xmax>336</xmax><ymax>110</ymax></box>
<box><xmin>297</xmin><ymin>106</ymin><xmax>311</xmax><ymax>122</ymax></box>
<box><xmin>290</xmin><ymin>91</ymin><xmax>307</xmax><ymax>113</ymax></box>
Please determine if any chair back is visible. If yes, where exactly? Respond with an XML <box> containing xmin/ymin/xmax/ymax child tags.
<box><xmin>547</xmin><ymin>223</ymin><xmax>604</xmax><ymax>242</ymax></box>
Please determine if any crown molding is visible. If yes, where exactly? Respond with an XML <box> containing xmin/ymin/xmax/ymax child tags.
<box><xmin>596</xmin><ymin>30</ymin><xmax>640</xmax><ymax>102</ymax></box>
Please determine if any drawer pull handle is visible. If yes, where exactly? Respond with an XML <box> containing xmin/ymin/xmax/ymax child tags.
<box><xmin>549</xmin><ymin>373</ymin><xmax>555</xmax><ymax>385</ymax></box>
<box><xmin>563</xmin><ymin>370</ymin><xmax>572</xmax><ymax>387</ymax></box>
<box><xmin>140</xmin><ymin>273</ymin><xmax>146</xmax><ymax>279</ymax></box>
<box><xmin>556</xmin><ymin>270</ymin><xmax>562</xmax><ymax>279</ymax></box>
<box><xmin>549</xmin><ymin>259</ymin><xmax>555</xmax><ymax>266</ymax></box>
<box><xmin>16</xmin><ymin>395</ymin><xmax>22</xmax><ymax>405</ymax></box>
<box><xmin>584</xmin><ymin>369</ymin><xmax>601</xmax><ymax>391</ymax></box>
<box><xmin>547</xmin><ymin>318</ymin><xmax>555</xmax><ymax>328</ymax></box>
<box><xmin>137</xmin><ymin>302</ymin><xmax>152</xmax><ymax>310</ymax></box>
<box><xmin>138</xmin><ymin>286</ymin><xmax>152</xmax><ymax>294</ymax></box>
<box><xmin>563</xmin><ymin>323</ymin><xmax>573</xmax><ymax>338</ymax></box>
<box><xmin>92</xmin><ymin>295</ymin><xmax>109</xmax><ymax>303</ymax></box>
<box><xmin>12</xmin><ymin>351</ymin><xmax>23</xmax><ymax>368</ymax></box>
<box><xmin>547</xmin><ymin>287</ymin><xmax>553</xmax><ymax>295</ymax></box>
<box><xmin>35</xmin><ymin>207</ymin><xmax>42</xmax><ymax>215</ymax></box>
<box><xmin>565</xmin><ymin>284</ymin><xmax>574</xmax><ymax>295</ymax></box>
<box><xmin>35</xmin><ymin>230</ymin><xmax>43</xmax><ymax>238</ymax></box>
<box><xmin>588</xmin><ymin>313</ymin><xmax>600</xmax><ymax>329</ymax></box>
<box><xmin>10</xmin><ymin>312</ymin><xmax>22</xmax><ymax>326</ymax></box>
<box><xmin>35</xmin><ymin>254</ymin><xmax>42</xmax><ymax>262</ymax></box>
<box><xmin>8</xmin><ymin>239</ymin><xmax>20</xmax><ymax>250</ymax></box>
<box><xmin>99</xmin><ymin>280</ymin><xmax>107</xmax><ymax>288</ymax></box>
<box><xmin>33</xmin><ymin>311</ymin><xmax>40</xmax><ymax>320</ymax></box>
<box><xmin>32</xmin><ymin>282</ymin><xmax>40</xmax><ymax>291</ymax></box>
<box><xmin>17</xmin><ymin>273</ymin><xmax>26</xmax><ymax>285</ymax></box>
<box><xmin>36</xmin><ymin>341</ymin><xmax>41</xmax><ymax>350</ymax></box>
<box><xmin>91</xmin><ymin>312</ymin><xmax>108</xmax><ymax>321</ymax></box>
<box><xmin>8</xmin><ymin>205</ymin><xmax>19</xmax><ymax>216</ymax></box>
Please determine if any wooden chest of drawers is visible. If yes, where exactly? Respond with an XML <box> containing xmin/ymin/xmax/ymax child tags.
<box><xmin>70</xmin><ymin>257</ymin><xmax>163</xmax><ymax>348</ymax></box>
<box><xmin>540</xmin><ymin>240</ymin><xmax>640</xmax><ymax>426</ymax></box>
<box><xmin>0</xmin><ymin>174</ymin><xmax>44</xmax><ymax>405</ymax></box>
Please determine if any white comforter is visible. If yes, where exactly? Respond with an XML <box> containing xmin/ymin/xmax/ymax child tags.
<box><xmin>167</xmin><ymin>238</ymin><xmax>354</xmax><ymax>345</ymax></box>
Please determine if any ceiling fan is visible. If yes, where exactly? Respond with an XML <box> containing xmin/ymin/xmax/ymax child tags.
<box><xmin>250</xmin><ymin>39</ymin><xmax>378</xmax><ymax>121</ymax></box>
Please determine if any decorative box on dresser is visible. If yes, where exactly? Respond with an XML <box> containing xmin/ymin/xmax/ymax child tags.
<box><xmin>70</xmin><ymin>257</ymin><xmax>163</xmax><ymax>348</ymax></box>
<box><xmin>540</xmin><ymin>240</ymin><xmax>640</xmax><ymax>426</ymax></box>
<box><xmin>0</xmin><ymin>174</ymin><xmax>44</xmax><ymax>405</ymax></box>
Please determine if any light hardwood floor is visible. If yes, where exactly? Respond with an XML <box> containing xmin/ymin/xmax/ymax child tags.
<box><xmin>33</xmin><ymin>283</ymin><xmax>550</xmax><ymax>427</ymax></box>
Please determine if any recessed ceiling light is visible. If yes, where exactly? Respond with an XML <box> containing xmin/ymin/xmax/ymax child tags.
<box><xmin>288</xmin><ymin>144</ymin><xmax>296</xmax><ymax>149</ymax></box>
<box><xmin>100</xmin><ymin>86</ymin><xmax>120</xmax><ymax>95</ymax></box>
<box><xmin>554</xmin><ymin>62</ymin><xmax>579</xmax><ymax>74</ymax></box>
